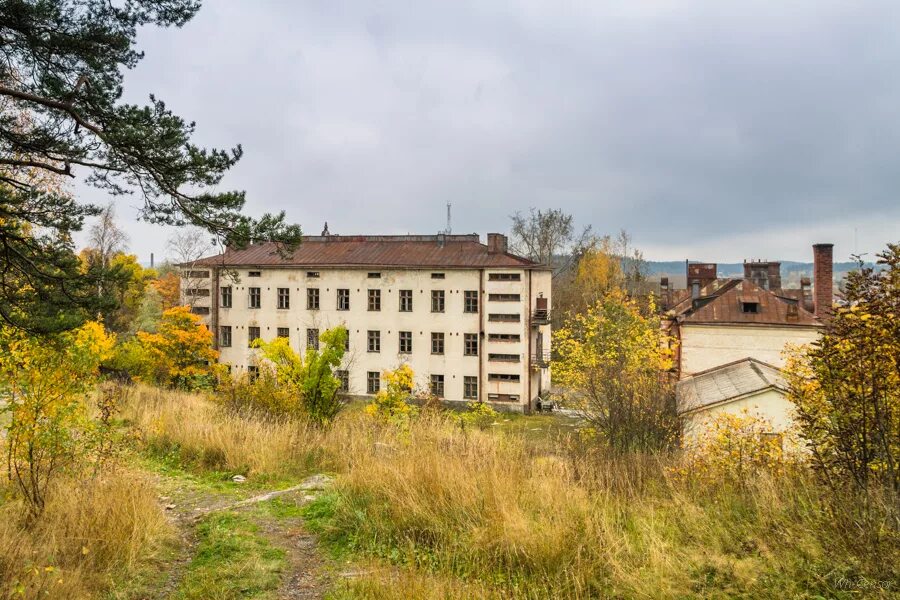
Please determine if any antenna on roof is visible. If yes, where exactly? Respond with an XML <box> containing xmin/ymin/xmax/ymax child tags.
<box><xmin>444</xmin><ymin>202</ymin><xmax>452</xmax><ymax>235</ymax></box>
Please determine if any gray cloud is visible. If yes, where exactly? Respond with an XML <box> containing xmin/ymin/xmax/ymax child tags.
<box><xmin>75</xmin><ymin>0</ymin><xmax>900</xmax><ymax>263</ymax></box>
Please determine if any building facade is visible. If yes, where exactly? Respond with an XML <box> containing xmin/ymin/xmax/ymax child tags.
<box><xmin>181</xmin><ymin>233</ymin><xmax>552</xmax><ymax>413</ymax></box>
<box><xmin>668</xmin><ymin>244</ymin><xmax>834</xmax><ymax>436</ymax></box>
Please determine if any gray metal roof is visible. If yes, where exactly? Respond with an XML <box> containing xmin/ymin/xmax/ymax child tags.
<box><xmin>676</xmin><ymin>358</ymin><xmax>787</xmax><ymax>414</ymax></box>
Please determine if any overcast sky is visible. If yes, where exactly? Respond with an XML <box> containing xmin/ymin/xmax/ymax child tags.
<box><xmin>73</xmin><ymin>0</ymin><xmax>900</xmax><ymax>264</ymax></box>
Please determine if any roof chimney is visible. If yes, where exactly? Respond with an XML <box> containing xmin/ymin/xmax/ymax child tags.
<box><xmin>487</xmin><ymin>233</ymin><xmax>508</xmax><ymax>254</ymax></box>
<box><xmin>813</xmin><ymin>243</ymin><xmax>834</xmax><ymax>321</ymax></box>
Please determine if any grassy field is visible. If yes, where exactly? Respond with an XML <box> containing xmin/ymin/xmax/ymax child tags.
<box><xmin>1</xmin><ymin>386</ymin><xmax>897</xmax><ymax>599</ymax></box>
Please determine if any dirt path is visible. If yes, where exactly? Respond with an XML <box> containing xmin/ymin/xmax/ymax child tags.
<box><xmin>153</xmin><ymin>473</ymin><xmax>334</xmax><ymax>599</ymax></box>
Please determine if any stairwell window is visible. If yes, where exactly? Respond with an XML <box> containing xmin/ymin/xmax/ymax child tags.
<box><xmin>488</xmin><ymin>273</ymin><xmax>520</xmax><ymax>281</ymax></box>
<box><xmin>488</xmin><ymin>373</ymin><xmax>520</xmax><ymax>382</ymax></box>
<box><xmin>488</xmin><ymin>313</ymin><xmax>519</xmax><ymax>322</ymax></box>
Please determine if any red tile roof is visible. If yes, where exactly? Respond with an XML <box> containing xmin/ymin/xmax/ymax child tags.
<box><xmin>671</xmin><ymin>279</ymin><xmax>820</xmax><ymax>327</ymax></box>
<box><xmin>192</xmin><ymin>235</ymin><xmax>546</xmax><ymax>269</ymax></box>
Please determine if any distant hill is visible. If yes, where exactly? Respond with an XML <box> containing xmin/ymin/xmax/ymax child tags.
<box><xmin>646</xmin><ymin>261</ymin><xmax>867</xmax><ymax>288</ymax></box>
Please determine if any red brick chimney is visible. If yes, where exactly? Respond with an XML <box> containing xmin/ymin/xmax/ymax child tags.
<box><xmin>813</xmin><ymin>243</ymin><xmax>834</xmax><ymax>320</ymax></box>
<box><xmin>487</xmin><ymin>233</ymin><xmax>508</xmax><ymax>254</ymax></box>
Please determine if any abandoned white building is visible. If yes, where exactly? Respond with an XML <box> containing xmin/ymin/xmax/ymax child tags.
<box><xmin>181</xmin><ymin>233</ymin><xmax>552</xmax><ymax>413</ymax></box>
<box><xmin>668</xmin><ymin>244</ymin><xmax>834</xmax><ymax>435</ymax></box>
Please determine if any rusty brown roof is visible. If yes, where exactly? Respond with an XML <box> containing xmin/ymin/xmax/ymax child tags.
<box><xmin>674</xmin><ymin>279</ymin><xmax>820</xmax><ymax>327</ymax></box>
<box><xmin>192</xmin><ymin>235</ymin><xmax>546</xmax><ymax>269</ymax></box>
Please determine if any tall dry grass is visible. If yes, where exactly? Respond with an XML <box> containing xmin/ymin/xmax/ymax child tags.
<box><xmin>0</xmin><ymin>470</ymin><xmax>172</xmax><ymax>599</ymax></box>
<box><xmin>120</xmin><ymin>387</ymin><xmax>899</xmax><ymax>598</ymax></box>
<box><xmin>312</xmin><ymin>412</ymin><xmax>899</xmax><ymax>598</ymax></box>
<box><xmin>123</xmin><ymin>385</ymin><xmax>328</xmax><ymax>479</ymax></box>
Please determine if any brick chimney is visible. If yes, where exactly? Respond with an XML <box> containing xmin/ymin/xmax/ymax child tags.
<box><xmin>487</xmin><ymin>233</ymin><xmax>508</xmax><ymax>254</ymax></box>
<box><xmin>813</xmin><ymin>243</ymin><xmax>834</xmax><ymax>320</ymax></box>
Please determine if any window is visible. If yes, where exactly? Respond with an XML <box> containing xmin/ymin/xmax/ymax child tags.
<box><xmin>463</xmin><ymin>376</ymin><xmax>478</xmax><ymax>400</ymax></box>
<box><xmin>431</xmin><ymin>332</ymin><xmax>444</xmax><ymax>354</ymax></box>
<box><xmin>181</xmin><ymin>270</ymin><xmax>210</xmax><ymax>278</ymax></box>
<box><xmin>337</xmin><ymin>288</ymin><xmax>350</xmax><ymax>310</ymax></box>
<box><xmin>307</xmin><ymin>288</ymin><xmax>320</xmax><ymax>310</ymax></box>
<box><xmin>488</xmin><ymin>373</ymin><xmax>520</xmax><ymax>382</ymax></box>
<box><xmin>248</xmin><ymin>327</ymin><xmax>260</xmax><ymax>346</ymax></box>
<box><xmin>431</xmin><ymin>273</ymin><xmax>445</xmax><ymax>279</ymax></box>
<box><xmin>248</xmin><ymin>287</ymin><xmax>261</xmax><ymax>309</ymax></box>
<box><xmin>430</xmin><ymin>374</ymin><xmax>444</xmax><ymax>398</ymax></box>
<box><xmin>399</xmin><ymin>289</ymin><xmax>413</xmax><ymax>312</ymax></box>
<box><xmin>431</xmin><ymin>290</ymin><xmax>445</xmax><ymax>313</ymax></box>
<box><xmin>277</xmin><ymin>288</ymin><xmax>290</xmax><ymax>309</ymax></box>
<box><xmin>307</xmin><ymin>271</ymin><xmax>320</xmax><ymax>278</ymax></box>
<box><xmin>219</xmin><ymin>326</ymin><xmax>232</xmax><ymax>347</ymax></box>
<box><xmin>367</xmin><ymin>371</ymin><xmax>380</xmax><ymax>394</ymax></box>
<box><xmin>368</xmin><ymin>289</ymin><xmax>381</xmax><ymax>311</ymax></box>
<box><xmin>248</xmin><ymin>270</ymin><xmax>261</xmax><ymax>277</ymax></box>
<box><xmin>185</xmin><ymin>288</ymin><xmax>210</xmax><ymax>297</ymax></box>
<box><xmin>336</xmin><ymin>370</ymin><xmax>349</xmax><ymax>393</ymax></box>
<box><xmin>489</xmin><ymin>353</ymin><xmax>520</xmax><ymax>362</ymax></box>
<box><xmin>464</xmin><ymin>290</ymin><xmax>478</xmax><ymax>313</ymax></box>
<box><xmin>344</xmin><ymin>331</ymin><xmax>350</xmax><ymax>351</ymax></box>
<box><xmin>307</xmin><ymin>328</ymin><xmax>319</xmax><ymax>350</ymax></box>
<box><xmin>464</xmin><ymin>333</ymin><xmax>478</xmax><ymax>356</ymax></box>
<box><xmin>277</xmin><ymin>327</ymin><xmax>289</xmax><ymax>338</ymax></box>
<box><xmin>368</xmin><ymin>272</ymin><xmax>381</xmax><ymax>278</ymax></box>
<box><xmin>488</xmin><ymin>313</ymin><xmax>520</xmax><ymax>322</ymax></box>
<box><xmin>190</xmin><ymin>306</ymin><xmax>210</xmax><ymax>315</ymax></box>
<box><xmin>488</xmin><ymin>333</ymin><xmax>520</xmax><ymax>342</ymax></box>
<box><xmin>221</xmin><ymin>286</ymin><xmax>232</xmax><ymax>308</ymax></box>
<box><xmin>488</xmin><ymin>273</ymin><xmax>521</xmax><ymax>281</ymax></box>
<box><xmin>367</xmin><ymin>330</ymin><xmax>381</xmax><ymax>353</ymax></box>
<box><xmin>488</xmin><ymin>293</ymin><xmax>520</xmax><ymax>302</ymax></box>
<box><xmin>399</xmin><ymin>331</ymin><xmax>412</xmax><ymax>353</ymax></box>
<box><xmin>247</xmin><ymin>365</ymin><xmax>259</xmax><ymax>381</ymax></box>
<box><xmin>741</xmin><ymin>302</ymin><xmax>759</xmax><ymax>314</ymax></box>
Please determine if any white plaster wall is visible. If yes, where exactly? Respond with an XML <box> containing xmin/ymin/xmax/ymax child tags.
<box><xmin>683</xmin><ymin>388</ymin><xmax>797</xmax><ymax>441</ymax></box>
<box><xmin>680</xmin><ymin>324</ymin><xmax>820</xmax><ymax>375</ymax></box>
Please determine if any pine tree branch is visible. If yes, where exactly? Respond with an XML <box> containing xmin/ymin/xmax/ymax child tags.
<box><xmin>0</xmin><ymin>84</ymin><xmax>105</xmax><ymax>137</ymax></box>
